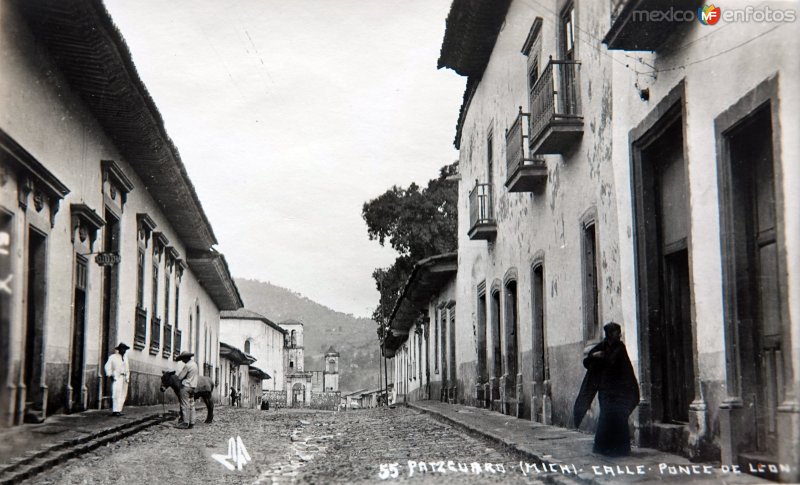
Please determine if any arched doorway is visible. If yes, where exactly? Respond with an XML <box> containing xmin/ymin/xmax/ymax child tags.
<box><xmin>292</xmin><ymin>383</ymin><xmax>305</xmax><ymax>407</ymax></box>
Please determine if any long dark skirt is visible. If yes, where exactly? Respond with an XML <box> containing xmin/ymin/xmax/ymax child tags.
<box><xmin>593</xmin><ymin>392</ymin><xmax>632</xmax><ymax>456</ymax></box>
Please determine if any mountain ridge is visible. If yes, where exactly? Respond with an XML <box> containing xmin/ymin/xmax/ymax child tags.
<box><xmin>234</xmin><ymin>278</ymin><xmax>381</xmax><ymax>393</ymax></box>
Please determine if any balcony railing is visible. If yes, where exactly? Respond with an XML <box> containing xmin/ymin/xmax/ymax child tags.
<box><xmin>173</xmin><ymin>329</ymin><xmax>182</xmax><ymax>359</ymax></box>
<box><xmin>162</xmin><ymin>323</ymin><xmax>172</xmax><ymax>358</ymax></box>
<box><xmin>468</xmin><ymin>182</ymin><xmax>496</xmax><ymax>241</ymax></box>
<box><xmin>530</xmin><ymin>59</ymin><xmax>583</xmax><ymax>154</ymax></box>
<box><xmin>149</xmin><ymin>316</ymin><xmax>161</xmax><ymax>355</ymax></box>
<box><xmin>505</xmin><ymin>107</ymin><xmax>547</xmax><ymax>192</ymax></box>
<box><xmin>134</xmin><ymin>307</ymin><xmax>147</xmax><ymax>350</ymax></box>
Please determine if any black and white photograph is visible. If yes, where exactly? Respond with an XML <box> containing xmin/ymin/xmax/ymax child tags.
<box><xmin>0</xmin><ymin>0</ymin><xmax>798</xmax><ymax>483</ymax></box>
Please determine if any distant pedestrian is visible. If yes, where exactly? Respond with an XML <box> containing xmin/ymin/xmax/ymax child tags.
<box><xmin>104</xmin><ymin>343</ymin><xmax>130</xmax><ymax>416</ymax></box>
<box><xmin>175</xmin><ymin>351</ymin><xmax>198</xmax><ymax>429</ymax></box>
<box><xmin>230</xmin><ymin>387</ymin><xmax>238</xmax><ymax>407</ymax></box>
<box><xmin>573</xmin><ymin>322</ymin><xmax>639</xmax><ymax>456</ymax></box>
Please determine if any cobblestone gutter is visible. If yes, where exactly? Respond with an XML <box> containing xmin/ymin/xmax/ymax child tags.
<box><xmin>0</xmin><ymin>412</ymin><xmax>172</xmax><ymax>484</ymax></box>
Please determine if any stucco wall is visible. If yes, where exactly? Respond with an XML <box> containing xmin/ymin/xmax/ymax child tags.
<box><xmin>221</xmin><ymin>317</ymin><xmax>285</xmax><ymax>391</ymax></box>
<box><xmin>391</xmin><ymin>277</ymin><xmax>456</xmax><ymax>404</ymax></box>
<box><xmin>609</xmin><ymin>0</ymin><xmax>799</xmax><ymax>460</ymax></box>
<box><xmin>454</xmin><ymin>0</ymin><xmax>618</xmax><ymax>425</ymax></box>
<box><xmin>446</xmin><ymin>0</ymin><xmax>799</xmax><ymax>464</ymax></box>
<box><xmin>0</xmin><ymin>2</ymin><xmax>224</xmax><ymax>418</ymax></box>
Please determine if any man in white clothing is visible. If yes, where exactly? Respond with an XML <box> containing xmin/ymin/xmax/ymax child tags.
<box><xmin>104</xmin><ymin>342</ymin><xmax>130</xmax><ymax>416</ymax></box>
<box><xmin>175</xmin><ymin>351</ymin><xmax>198</xmax><ymax>429</ymax></box>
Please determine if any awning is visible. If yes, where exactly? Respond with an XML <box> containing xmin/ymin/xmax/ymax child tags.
<box><xmin>249</xmin><ymin>366</ymin><xmax>270</xmax><ymax>380</ymax></box>
<box><xmin>219</xmin><ymin>342</ymin><xmax>256</xmax><ymax>366</ymax></box>
<box><xmin>383</xmin><ymin>253</ymin><xmax>457</xmax><ymax>356</ymax></box>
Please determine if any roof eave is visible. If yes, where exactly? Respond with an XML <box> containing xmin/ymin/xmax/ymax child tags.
<box><xmin>187</xmin><ymin>250</ymin><xmax>244</xmax><ymax>311</ymax></box>
<box><xmin>384</xmin><ymin>252</ymin><xmax>457</xmax><ymax>354</ymax></box>
<box><xmin>437</xmin><ymin>0</ymin><xmax>510</xmax><ymax>148</ymax></box>
<box><xmin>14</xmin><ymin>0</ymin><xmax>219</xmax><ymax>251</ymax></box>
<box><xmin>437</xmin><ymin>0</ymin><xmax>512</xmax><ymax>77</ymax></box>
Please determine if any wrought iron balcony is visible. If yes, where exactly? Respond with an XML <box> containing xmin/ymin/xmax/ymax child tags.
<box><xmin>149</xmin><ymin>316</ymin><xmax>161</xmax><ymax>355</ymax></box>
<box><xmin>173</xmin><ymin>329</ymin><xmax>182</xmax><ymax>359</ymax></box>
<box><xmin>604</xmin><ymin>0</ymin><xmax>702</xmax><ymax>51</ymax></box>
<box><xmin>162</xmin><ymin>323</ymin><xmax>172</xmax><ymax>358</ymax></box>
<box><xmin>468</xmin><ymin>182</ymin><xmax>496</xmax><ymax>241</ymax></box>
<box><xmin>530</xmin><ymin>59</ymin><xmax>583</xmax><ymax>155</ymax></box>
<box><xmin>505</xmin><ymin>107</ymin><xmax>547</xmax><ymax>192</ymax></box>
<box><xmin>133</xmin><ymin>306</ymin><xmax>147</xmax><ymax>350</ymax></box>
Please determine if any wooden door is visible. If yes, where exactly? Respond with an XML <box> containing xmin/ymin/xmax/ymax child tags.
<box><xmin>24</xmin><ymin>227</ymin><xmax>47</xmax><ymax>417</ymax></box>
<box><xmin>728</xmin><ymin>107</ymin><xmax>781</xmax><ymax>457</ymax></box>
<box><xmin>70</xmin><ymin>256</ymin><xmax>88</xmax><ymax>411</ymax></box>
<box><xmin>637</xmin><ymin>115</ymin><xmax>695</xmax><ymax>424</ymax></box>
<box><xmin>0</xmin><ymin>212</ymin><xmax>12</xmax><ymax>424</ymax></box>
<box><xmin>477</xmin><ymin>292</ymin><xmax>488</xmax><ymax>386</ymax></box>
<box><xmin>101</xmin><ymin>210</ymin><xmax>119</xmax><ymax>364</ymax></box>
<box><xmin>532</xmin><ymin>263</ymin><xmax>547</xmax><ymax>422</ymax></box>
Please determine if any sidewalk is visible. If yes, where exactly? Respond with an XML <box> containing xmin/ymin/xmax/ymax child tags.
<box><xmin>0</xmin><ymin>404</ymin><xmax>170</xmax><ymax>469</ymax></box>
<box><xmin>408</xmin><ymin>400</ymin><xmax>771</xmax><ymax>484</ymax></box>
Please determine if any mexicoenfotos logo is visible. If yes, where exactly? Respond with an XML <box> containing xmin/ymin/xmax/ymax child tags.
<box><xmin>698</xmin><ymin>4</ymin><xmax>721</xmax><ymax>25</ymax></box>
<box><xmin>632</xmin><ymin>4</ymin><xmax>796</xmax><ymax>24</ymax></box>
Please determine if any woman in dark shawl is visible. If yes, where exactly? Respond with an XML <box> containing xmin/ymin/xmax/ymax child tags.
<box><xmin>575</xmin><ymin>322</ymin><xmax>639</xmax><ymax>456</ymax></box>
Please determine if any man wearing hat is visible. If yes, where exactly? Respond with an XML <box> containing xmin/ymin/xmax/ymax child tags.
<box><xmin>175</xmin><ymin>351</ymin><xmax>198</xmax><ymax>429</ymax></box>
<box><xmin>574</xmin><ymin>322</ymin><xmax>639</xmax><ymax>456</ymax></box>
<box><xmin>104</xmin><ymin>343</ymin><xmax>130</xmax><ymax>416</ymax></box>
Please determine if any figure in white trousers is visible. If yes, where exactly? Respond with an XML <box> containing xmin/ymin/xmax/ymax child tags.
<box><xmin>104</xmin><ymin>342</ymin><xmax>130</xmax><ymax>416</ymax></box>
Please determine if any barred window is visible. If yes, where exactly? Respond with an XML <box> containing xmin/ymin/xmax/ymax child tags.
<box><xmin>152</xmin><ymin>263</ymin><xmax>159</xmax><ymax>316</ymax></box>
<box><xmin>136</xmin><ymin>249</ymin><xmax>145</xmax><ymax>308</ymax></box>
<box><xmin>164</xmin><ymin>272</ymin><xmax>171</xmax><ymax>325</ymax></box>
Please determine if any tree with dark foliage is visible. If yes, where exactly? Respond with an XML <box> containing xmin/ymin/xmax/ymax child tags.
<box><xmin>362</xmin><ymin>163</ymin><xmax>458</xmax><ymax>329</ymax></box>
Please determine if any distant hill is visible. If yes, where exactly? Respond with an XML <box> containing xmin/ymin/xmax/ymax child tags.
<box><xmin>234</xmin><ymin>278</ymin><xmax>382</xmax><ymax>393</ymax></box>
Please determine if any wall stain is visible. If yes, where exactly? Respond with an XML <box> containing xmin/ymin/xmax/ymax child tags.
<box><xmin>549</xmin><ymin>161</ymin><xmax>560</xmax><ymax>212</ymax></box>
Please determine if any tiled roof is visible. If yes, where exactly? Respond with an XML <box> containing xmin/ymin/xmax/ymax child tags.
<box><xmin>219</xmin><ymin>342</ymin><xmax>256</xmax><ymax>366</ymax></box>
<box><xmin>249</xmin><ymin>366</ymin><xmax>271</xmax><ymax>380</ymax></box>
<box><xmin>14</xmin><ymin>0</ymin><xmax>243</xmax><ymax>311</ymax></box>
<box><xmin>221</xmin><ymin>308</ymin><xmax>285</xmax><ymax>334</ymax></box>
<box><xmin>186</xmin><ymin>250</ymin><xmax>243</xmax><ymax>311</ymax></box>
<box><xmin>437</xmin><ymin>0</ymin><xmax>511</xmax><ymax>148</ymax></box>
<box><xmin>437</xmin><ymin>0</ymin><xmax>511</xmax><ymax>77</ymax></box>
<box><xmin>383</xmin><ymin>252</ymin><xmax>457</xmax><ymax>356</ymax></box>
<box><xmin>221</xmin><ymin>308</ymin><xmax>268</xmax><ymax>320</ymax></box>
<box><xmin>16</xmin><ymin>0</ymin><xmax>219</xmax><ymax>252</ymax></box>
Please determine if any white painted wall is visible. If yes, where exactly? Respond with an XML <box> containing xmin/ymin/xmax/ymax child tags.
<box><xmin>0</xmin><ymin>2</ymin><xmax>226</xmax><ymax>414</ymax></box>
<box><xmin>220</xmin><ymin>317</ymin><xmax>285</xmax><ymax>391</ymax></box>
<box><xmin>453</xmin><ymin>0</ymin><xmax>618</xmax><ymax>420</ymax></box>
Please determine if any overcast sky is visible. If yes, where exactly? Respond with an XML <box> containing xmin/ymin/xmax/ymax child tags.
<box><xmin>105</xmin><ymin>1</ymin><xmax>464</xmax><ymax>318</ymax></box>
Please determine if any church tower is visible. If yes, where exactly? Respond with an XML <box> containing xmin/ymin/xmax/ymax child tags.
<box><xmin>323</xmin><ymin>346</ymin><xmax>339</xmax><ymax>392</ymax></box>
<box><xmin>279</xmin><ymin>319</ymin><xmax>304</xmax><ymax>372</ymax></box>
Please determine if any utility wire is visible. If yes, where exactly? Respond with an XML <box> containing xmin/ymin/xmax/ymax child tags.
<box><xmin>640</xmin><ymin>23</ymin><xmax>786</xmax><ymax>74</ymax></box>
<box><xmin>519</xmin><ymin>0</ymin><xmax>640</xmax><ymax>72</ymax></box>
<box><xmin>518</xmin><ymin>0</ymin><xmax>783</xmax><ymax>78</ymax></box>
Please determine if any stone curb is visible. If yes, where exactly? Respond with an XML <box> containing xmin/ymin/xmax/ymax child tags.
<box><xmin>0</xmin><ymin>413</ymin><xmax>173</xmax><ymax>485</ymax></box>
<box><xmin>406</xmin><ymin>402</ymin><xmax>588</xmax><ymax>485</ymax></box>
<box><xmin>406</xmin><ymin>404</ymin><xmax>776</xmax><ymax>485</ymax></box>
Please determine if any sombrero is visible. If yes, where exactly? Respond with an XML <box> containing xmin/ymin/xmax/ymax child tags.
<box><xmin>175</xmin><ymin>351</ymin><xmax>195</xmax><ymax>361</ymax></box>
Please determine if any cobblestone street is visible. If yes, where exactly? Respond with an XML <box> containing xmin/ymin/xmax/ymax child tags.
<box><xmin>33</xmin><ymin>406</ymin><xmax>546</xmax><ymax>484</ymax></box>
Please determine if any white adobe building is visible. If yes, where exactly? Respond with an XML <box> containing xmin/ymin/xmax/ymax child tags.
<box><xmin>220</xmin><ymin>309</ymin><xmax>286</xmax><ymax>391</ymax></box>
